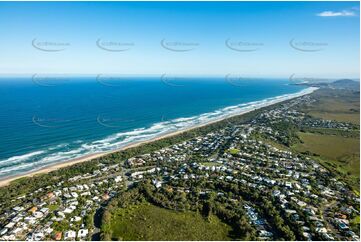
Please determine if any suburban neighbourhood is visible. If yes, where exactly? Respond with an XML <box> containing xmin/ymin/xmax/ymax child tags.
<box><xmin>0</xmin><ymin>90</ymin><xmax>359</xmax><ymax>241</ymax></box>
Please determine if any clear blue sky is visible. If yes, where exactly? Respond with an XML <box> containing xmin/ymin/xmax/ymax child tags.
<box><xmin>0</xmin><ymin>1</ymin><xmax>359</xmax><ymax>78</ymax></box>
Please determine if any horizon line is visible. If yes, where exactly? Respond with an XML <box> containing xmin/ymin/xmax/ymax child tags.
<box><xmin>0</xmin><ymin>73</ymin><xmax>359</xmax><ymax>81</ymax></box>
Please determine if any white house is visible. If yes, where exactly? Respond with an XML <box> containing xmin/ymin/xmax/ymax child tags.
<box><xmin>64</xmin><ymin>230</ymin><xmax>76</xmax><ymax>240</ymax></box>
<box><xmin>77</xmin><ymin>229</ymin><xmax>89</xmax><ymax>239</ymax></box>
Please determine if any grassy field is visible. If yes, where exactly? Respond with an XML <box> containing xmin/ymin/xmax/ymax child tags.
<box><xmin>351</xmin><ymin>215</ymin><xmax>360</xmax><ymax>232</ymax></box>
<box><xmin>200</xmin><ymin>162</ymin><xmax>221</xmax><ymax>167</ymax></box>
<box><xmin>294</xmin><ymin>88</ymin><xmax>360</xmax><ymax>191</ymax></box>
<box><xmin>300</xmin><ymin>127</ymin><xmax>359</xmax><ymax>138</ymax></box>
<box><xmin>293</xmin><ymin>132</ymin><xmax>359</xmax><ymax>190</ymax></box>
<box><xmin>227</xmin><ymin>148</ymin><xmax>240</xmax><ymax>155</ymax></box>
<box><xmin>109</xmin><ymin>203</ymin><xmax>232</xmax><ymax>241</ymax></box>
<box><xmin>309</xmin><ymin>112</ymin><xmax>359</xmax><ymax>124</ymax></box>
<box><xmin>304</xmin><ymin>89</ymin><xmax>360</xmax><ymax>124</ymax></box>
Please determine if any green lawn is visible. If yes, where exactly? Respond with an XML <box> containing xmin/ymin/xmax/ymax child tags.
<box><xmin>200</xmin><ymin>162</ymin><xmax>221</xmax><ymax>167</ymax></box>
<box><xmin>293</xmin><ymin>132</ymin><xmax>359</xmax><ymax>190</ymax></box>
<box><xmin>109</xmin><ymin>203</ymin><xmax>232</xmax><ymax>241</ymax></box>
<box><xmin>227</xmin><ymin>148</ymin><xmax>240</xmax><ymax>155</ymax></box>
<box><xmin>48</xmin><ymin>204</ymin><xmax>59</xmax><ymax>211</ymax></box>
<box><xmin>350</xmin><ymin>215</ymin><xmax>360</xmax><ymax>234</ymax></box>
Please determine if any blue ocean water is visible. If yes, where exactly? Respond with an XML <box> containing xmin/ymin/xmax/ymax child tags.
<box><xmin>0</xmin><ymin>77</ymin><xmax>308</xmax><ymax>178</ymax></box>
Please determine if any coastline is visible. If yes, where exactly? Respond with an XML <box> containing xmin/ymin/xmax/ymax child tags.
<box><xmin>0</xmin><ymin>87</ymin><xmax>318</xmax><ymax>187</ymax></box>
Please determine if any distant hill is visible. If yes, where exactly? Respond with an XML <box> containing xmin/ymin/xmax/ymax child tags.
<box><xmin>293</xmin><ymin>79</ymin><xmax>360</xmax><ymax>90</ymax></box>
<box><xmin>330</xmin><ymin>79</ymin><xmax>360</xmax><ymax>90</ymax></box>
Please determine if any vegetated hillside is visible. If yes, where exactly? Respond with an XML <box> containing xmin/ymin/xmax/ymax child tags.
<box><xmin>330</xmin><ymin>79</ymin><xmax>360</xmax><ymax>90</ymax></box>
<box><xmin>108</xmin><ymin>202</ymin><xmax>232</xmax><ymax>241</ymax></box>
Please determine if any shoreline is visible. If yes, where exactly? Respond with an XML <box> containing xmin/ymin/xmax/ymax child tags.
<box><xmin>0</xmin><ymin>116</ymin><xmax>232</xmax><ymax>188</ymax></box>
<box><xmin>0</xmin><ymin>87</ymin><xmax>317</xmax><ymax>187</ymax></box>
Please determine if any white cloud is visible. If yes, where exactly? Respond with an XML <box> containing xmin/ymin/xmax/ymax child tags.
<box><xmin>317</xmin><ymin>10</ymin><xmax>356</xmax><ymax>17</ymax></box>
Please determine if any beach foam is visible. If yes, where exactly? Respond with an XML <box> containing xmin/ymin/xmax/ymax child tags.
<box><xmin>0</xmin><ymin>87</ymin><xmax>317</xmax><ymax>179</ymax></box>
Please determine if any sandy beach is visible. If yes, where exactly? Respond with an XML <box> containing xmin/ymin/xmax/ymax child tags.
<box><xmin>0</xmin><ymin>126</ymin><xmax>194</xmax><ymax>187</ymax></box>
<box><xmin>0</xmin><ymin>117</ymin><xmax>227</xmax><ymax>187</ymax></box>
<box><xmin>0</xmin><ymin>87</ymin><xmax>317</xmax><ymax>188</ymax></box>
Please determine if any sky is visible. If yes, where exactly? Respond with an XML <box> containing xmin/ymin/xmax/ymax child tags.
<box><xmin>0</xmin><ymin>1</ymin><xmax>359</xmax><ymax>79</ymax></box>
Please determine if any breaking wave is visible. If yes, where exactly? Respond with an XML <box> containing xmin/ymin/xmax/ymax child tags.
<box><xmin>0</xmin><ymin>87</ymin><xmax>317</xmax><ymax>178</ymax></box>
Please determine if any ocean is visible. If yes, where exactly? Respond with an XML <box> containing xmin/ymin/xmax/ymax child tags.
<box><xmin>0</xmin><ymin>76</ymin><xmax>311</xmax><ymax>179</ymax></box>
